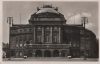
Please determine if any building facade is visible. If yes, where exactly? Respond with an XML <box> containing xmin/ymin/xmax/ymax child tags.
<box><xmin>9</xmin><ymin>5</ymin><xmax>98</xmax><ymax>58</ymax></box>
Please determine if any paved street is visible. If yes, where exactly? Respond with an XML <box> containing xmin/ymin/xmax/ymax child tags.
<box><xmin>3</xmin><ymin>57</ymin><xmax>98</xmax><ymax>61</ymax></box>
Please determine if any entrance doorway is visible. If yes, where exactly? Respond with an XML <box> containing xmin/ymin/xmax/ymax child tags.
<box><xmin>35</xmin><ymin>50</ymin><xmax>42</xmax><ymax>57</ymax></box>
<box><xmin>44</xmin><ymin>50</ymin><xmax>51</xmax><ymax>57</ymax></box>
<box><xmin>53</xmin><ymin>50</ymin><xmax>59</xmax><ymax>57</ymax></box>
<box><xmin>61</xmin><ymin>50</ymin><xmax>67</xmax><ymax>57</ymax></box>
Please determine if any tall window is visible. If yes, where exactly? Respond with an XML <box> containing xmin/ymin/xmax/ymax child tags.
<box><xmin>54</xmin><ymin>35</ymin><xmax>57</xmax><ymax>43</ymax></box>
<box><xmin>37</xmin><ymin>35</ymin><xmax>42</xmax><ymax>43</ymax></box>
<box><xmin>44</xmin><ymin>27</ymin><xmax>50</xmax><ymax>43</ymax></box>
<box><xmin>44</xmin><ymin>32</ymin><xmax>50</xmax><ymax>43</ymax></box>
<box><xmin>53</xmin><ymin>32</ymin><xmax>59</xmax><ymax>43</ymax></box>
<box><xmin>52</xmin><ymin>26</ymin><xmax>59</xmax><ymax>43</ymax></box>
<box><xmin>36</xmin><ymin>26</ymin><xmax>42</xmax><ymax>43</ymax></box>
<box><xmin>52</xmin><ymin>30</ymin><xmax>59</xmax><ymax>44</ymax></box>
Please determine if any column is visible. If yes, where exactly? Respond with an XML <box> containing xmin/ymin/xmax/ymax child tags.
<box><xmin>42</xmin><ymin>49</ymin><xmax>44</xmax><ymax>57</ymax></box>
<box><xmin>33</xmin><ymin>27</ymin><xmax>36</xmax><ymax>43</ymax></box>
<box><xmin>50</xmin><ymin>27</ymin><xmax>52</xmax><ymax>43</ymax></box>
<box><xmin>42</xmin><ymin>27</ymin><xmax>44</xmax><ymax>43</ymax></box>
<box><xmin>59</xmin><ymin>27</ymin><xmax>61</xmax><ymax>43</ymax></box>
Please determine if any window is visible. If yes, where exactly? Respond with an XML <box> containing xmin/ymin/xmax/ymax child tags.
<box><xmin>20</xmin><ymin>30</ymin><xmax>22</xmax><ymax>32</ymax></box>
<box><xmin>53</xmin><ymin>27</ymin><xmax>58</xmax><ymax>31</ymax></box>
<box><xmin>54</xmin><ymin>36</ymin><xmax>57</xmax><ymax>43</ymax></box>
<box><xmin>45</xmin><ymin>35</ymin><xmax>49</xmax><ymax>43</ymax></box>
<box><xmin>16</xmin><ymin>52</ymin><xmax>19</xmax><ymax>56</ymax></box>
<box><xmin>37</xmin><ymin>26</ymin><xmax>41</xmax><ymax>30</ymax></box>
<box><xmin>44</xmin><ymin>32</ymin><xmax>50</xmax><ymax>43</ymax></box>
<box><xmin>46</xmin><ymin>27</ymin><xmax>50</xmax><ymax>30</ymax></box>
<box><xmin>29</xmin><ymin>28</ymin><xmax>32</xmax><ymax>32</ymax></box>
<box><xmin>26</xmin><ymin>41</ymin><xmax>30</xmax><ymax>44</ymax></box>
<box><xmin>16</xmin><ymin>36</ymin><xmax>18</xmax><ymax>42</ymax></box>
<box><xmin>24</xmin><ymin>43</ymin><xmax>26</xmax><ymax>46</ymax></box>
<box><xmin>36</xmin><ymin>31</ymin><xmax>42</xmax><ymax>43</ymax></box>
<box><xmin>53</xmin><ymin>32</ymin><xmax>59</xmax><ymax>43</ymax></box>
<box><xmin>19</xmin><ymin>52</ymin><xmax>22</xmax><ymax>56</ymax></box>
<box><xmin>18</xmin><ymin>29</ymin><xmax>23</xmax><ymax>33</ymax></box>
<box><xmin>45</xmin><ymin>27</ymin><xmax>50</xmax><ymax>31</ymax></box>
<box><xmin>20</xmin><ymin>44</ymin><xmax>23</xmax><ymax>47</ymax></box>
<box><xmin>28</xmin><ymin>34</ymin><xmax>32</xmax><ymax>40</ymax></box>
<box><xmin>54</xmin><ymin>27</ymin><xmax>57</xmax><ymax>30</ymax></box>
<box><xmin>73</xmin><ymin>44</ymin><xmax>76</xmax><ymax>47</ymax></box>
<box><xmin>37</xmin><ymin>36</ymin><xmax>42</xmax><ymax>43</ymax></box>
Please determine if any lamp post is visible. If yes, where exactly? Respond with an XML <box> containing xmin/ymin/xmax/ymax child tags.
<box><xmin>7</xmin><ymin>17</ymin><xmax>13</xmax><ymax>60</ymax></box>
<box><xmin>81</xmin><ymin>16</ymin><xmax>88</xmax><ymax>60</ymax></box>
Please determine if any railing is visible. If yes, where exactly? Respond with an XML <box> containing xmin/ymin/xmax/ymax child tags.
<box><xmin>32</xmin><ymin>18</ymin><xmax>65</xmax><ymax>21</ymax></box>
<box><xmin>25</xmin><ymin>44</ymin><xmax>71</xmax><ymax>49</ymax></box>
<box><xmin>10</xmin><ymin>31</ymin><xmax>32</xmax><ymax>35</ymax></box>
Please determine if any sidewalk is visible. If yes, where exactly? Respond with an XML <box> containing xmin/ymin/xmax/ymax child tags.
<box><xmin>3</xmin><ymin>57</ymin><xmax>98</xmax><ymax>61</ymax></box>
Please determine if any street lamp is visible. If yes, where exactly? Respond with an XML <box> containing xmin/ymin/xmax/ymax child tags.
<box><xmin>7</xmin><ymin>17</ymin><xmax>13</xmax><ymax>60</ymax></box>
<box><xmin>81</xmin><ymin>16</ymin><xmax>88</xmax><ymax>60</ymax></box>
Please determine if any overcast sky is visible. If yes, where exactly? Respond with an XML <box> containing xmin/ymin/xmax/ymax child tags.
<box><xmin>3</xmin><ymin>1</ymin><xmax>98</xmax><ymax>43</ymax></box>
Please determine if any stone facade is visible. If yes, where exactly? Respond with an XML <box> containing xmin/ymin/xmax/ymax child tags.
<box><xmin>9</xmin><ymin>5</ymin><xmax>98</xmax><ymax>58</ymax></box>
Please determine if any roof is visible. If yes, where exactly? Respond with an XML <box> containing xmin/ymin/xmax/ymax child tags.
<box><xmin>36</xmin><ymin>8</ymin><xmax>59</xmax><ymax>14</ymax></box>
<box><xmin>29</xmin><ymin>5</ymin><xmax>66</xmax><ymax>23</ymax></box>
<box><xmin>10</xmin><ymin>24</ymin><xmax>32</xmax><ymax>29</ymax></box>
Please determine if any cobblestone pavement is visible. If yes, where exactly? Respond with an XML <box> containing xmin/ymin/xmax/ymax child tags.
<box><xmin>3</xmin><ymin>57</ymin><xmax>98</xmax><ymax>61</ymax></box>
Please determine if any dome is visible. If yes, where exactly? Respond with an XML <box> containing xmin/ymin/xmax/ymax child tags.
<box><xmin>36</xmin><ymin>8</ymin><xmax>59</xmax><ymax>14</ymax></box>
<box><xmin>29</xmin><ymin>5</ymin><xmax>66</xmax><ymax>24</ymax></box>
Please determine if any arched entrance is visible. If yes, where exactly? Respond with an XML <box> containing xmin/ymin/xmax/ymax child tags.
<box><xmin>27</xmin><ymin>50</ymin><xmax>33</xmax><ymax>57</ymax></box>
<box><xmin>53</xmin><ymin>50</ymin><xmax>59</xmax><ymax>57</ymax></box>
<box><xmin>44</xmin><ymin>50</ymin><xmax>51</xmax><ymax>57</ymax></box>
<box><xmin>61</xmin><ymin>50</ymin><xmax>67</xmax><ymax>57</ymax></box>
<box><xmin>35</xmin><ymin>50</ymin><xmax>42</xmax><ymax>57</ymax></box>
<box><xmin>11</xmin><ymin>50</ymin><xmax>15</xmax><ymax>57</ymax></box>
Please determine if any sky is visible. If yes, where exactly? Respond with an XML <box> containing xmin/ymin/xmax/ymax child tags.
<box><xmin>2</xmin><ymin>1</ymin><xmax>98</xmax><ymax>43</ymax></box>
